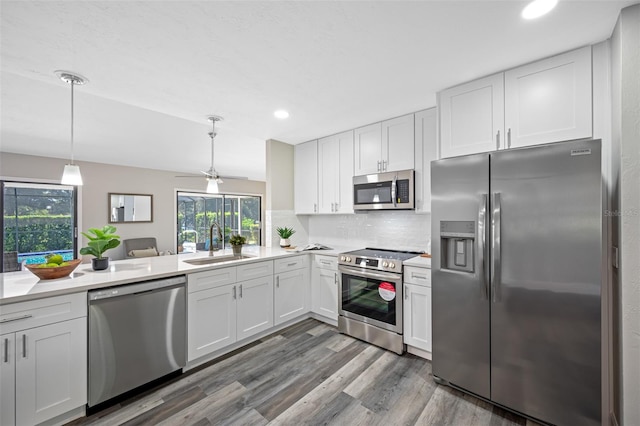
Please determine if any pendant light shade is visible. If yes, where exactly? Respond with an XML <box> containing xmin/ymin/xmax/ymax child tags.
<box><xmin>56</xmin><ymin>70</ymin><xmax>87</xmax><ymax>186</ymax></box>
<box><xmin>62</xmin><ymin>164</ymin><xmax>83</xmax><ymax>185</ymax></box>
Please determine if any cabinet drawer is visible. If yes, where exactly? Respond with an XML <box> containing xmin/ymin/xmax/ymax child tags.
<box><xmin>404</xmin><ymin>266</ymin><xmax>431</xmax><ymax>287</ymax></box>
<box><xmin>314</xmin><ymin>255</ymin><xmax>337</xmax><ymax>270</ymax></box>
<box><xmin>274</xmin><ymin>255</ymin><xmax>308</xmax><ymax>273</ymax></box>
<box><xmin>188</xmin><ymin>267</ymin><xmax>237</xmax><ymax>293</ymax></box>
<box><xmin>0</xmin><ymin>292</ymin><xmax>87</xmax><ymax>334</ymax></box>
<box><xmin>237</xmin><ymin>261</ymin><xmax>274</xmax><ymax>281</ymax></box>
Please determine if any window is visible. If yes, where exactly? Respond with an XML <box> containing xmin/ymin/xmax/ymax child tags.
<box><xmin>176</xmin><ymin>192</ymin><xmax>261</xmax><ymax>253</ymax></box>
<box><xmin>2</xmin><ymin>181</ymin><xmax>78</xmax><ymax>271</ymax></box>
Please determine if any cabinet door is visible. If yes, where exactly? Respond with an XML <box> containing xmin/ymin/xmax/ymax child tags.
<box><xmin>382</xmin><ymin>113</ymin><xmax>415</xmax><ymax>172</ymax></box>
<box><xmin>1</xmin><ymin>333</ymin><xmax>15</xmax><ymax>426</ymax></box>
<box><xmin>414</xmin><ymin>108</ymin><xmax>438</xmax><ymax>213</ymax></box>
<box><xmin>403</xmin><ymin>283</ymin><xmax>432</xmax><ymax>352</ymax></box>
<box><xmin>274</xmin><ymin>268</ymin><xmax>310</xmax><ymax>325</ymax></box>
<box><xmin>354</xmin><ymin>122</ymin><xmax>382</xmax><ymax>176</ymax></box>
<box><xmin>312</xmin><ymin>267</ymin><xmax>338</xmax><ymax>321</ymax></box>
<box><xmin>187</xmin><ymin>285</ymin><xmax>237</xmax><ymax>361</ymax></box>
<box><xmin>15</xmin><ymin>318</ymin><xmax>87</xmax><ymax>426</ymax></box>
<box><xmin>318</xmin><ymin>135</ymin><xmax>339</xmax><ymax>213</ymax></box>
<box><xmin>237</xmin><ymin>276</ymin><xmax>274</xmax><ymax>341</ymax></box>
<box><xmin>294</xmin><ymin>140</ymin><xmax>318</xmax><ymax>214</ymax></box>
<box><xmin>336</xmin><ymin>130</ymin><xmax>354</xmax><ymax>214</ymax></box>
<box><xmin>505</xmin><ymin>46</ymin><xmax>592</xmax><ymax>148</ymax></box>
<box><xmin>439</xmin><ymin>73</ymin><xmax>504</xmax><ymax>158</ymax></box>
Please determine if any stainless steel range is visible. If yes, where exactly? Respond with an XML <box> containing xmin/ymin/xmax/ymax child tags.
<box><xmin>338</xmin><ymin>248</ymin><xmax>420</xmax><ymax>354</ymax></box>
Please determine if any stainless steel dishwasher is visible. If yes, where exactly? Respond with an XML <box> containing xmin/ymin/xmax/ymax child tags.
<box><xmin>88</xmin><ymin>275</ymin><xmax>186</xmax><ymax>407</ymax></box>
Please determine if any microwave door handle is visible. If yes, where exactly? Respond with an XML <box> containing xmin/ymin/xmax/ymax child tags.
<box><xmin>392</xmin><ymin>175</ymin><xmax>397</xmax><ymax>207</ymax></box>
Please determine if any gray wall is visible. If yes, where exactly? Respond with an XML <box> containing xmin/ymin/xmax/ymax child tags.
<box><xmin>0</xmin><ymin>152</ymin><xmax>266</xmax><ymax>260</ymax></box>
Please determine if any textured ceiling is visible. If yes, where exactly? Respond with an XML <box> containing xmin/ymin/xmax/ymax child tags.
<box><xmin>1</xmin><ymin>1</ymin><xmax>635</xmax><ymax>181</ymax></box>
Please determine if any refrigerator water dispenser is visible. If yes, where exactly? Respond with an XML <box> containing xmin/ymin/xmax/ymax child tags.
<box><xmin>440</xmin><ymin>221</ymin><xmax>475</xmax><ymax>273</ymax></box>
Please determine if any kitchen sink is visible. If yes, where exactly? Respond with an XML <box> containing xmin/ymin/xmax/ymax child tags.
<box><xmin>182</xmin><ymin>254</ymin><xmax>255</xmax><ymax>265</ymax></box>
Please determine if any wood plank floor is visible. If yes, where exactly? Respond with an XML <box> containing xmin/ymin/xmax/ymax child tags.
<box><xmin>68</xmin><ymin>319</ymin><xmax>541</xmax><ymax>426</ymax></box>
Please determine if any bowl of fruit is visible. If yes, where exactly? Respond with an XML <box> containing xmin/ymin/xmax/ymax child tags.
<box><xmin>25</xmin><ymin>255</ymin><xmax>82</xmax><ymax>280</ymax></box>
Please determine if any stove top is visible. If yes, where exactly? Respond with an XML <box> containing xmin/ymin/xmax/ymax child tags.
<box><xmin>338</xmin><ymin>248</ymin><xmax>422</xmax><ymax>273</ymax></box>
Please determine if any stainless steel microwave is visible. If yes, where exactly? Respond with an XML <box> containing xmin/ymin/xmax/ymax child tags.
<box><xmin>353</xmin><ymin>169</ymin><xmax>415</xmax><ymax>211</ymax></box>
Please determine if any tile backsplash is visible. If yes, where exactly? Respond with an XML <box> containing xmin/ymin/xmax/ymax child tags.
<box><xmin>306</xmin><ymin>211</ymin><xmax>431</xmax><ymax>253</ymax></box>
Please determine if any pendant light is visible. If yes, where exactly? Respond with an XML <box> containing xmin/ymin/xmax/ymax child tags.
<box><xmin>56</xmin><ymin>70</ymin><xmax>88</xmax><ymax>186</ymax></box>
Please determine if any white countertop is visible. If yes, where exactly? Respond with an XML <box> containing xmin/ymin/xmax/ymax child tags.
<box><xmin>403</xmin><ymin>255</ymin><xmax>432</xmax><ymax>268</ymax></box>
<box><xmin>0</xmin><ymin>247</ymin><xmax>312</xmax><ymax>305</ymax></box>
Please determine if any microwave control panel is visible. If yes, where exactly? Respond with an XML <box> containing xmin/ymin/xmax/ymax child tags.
<box><xmin>396</xmin><ymin>179</ymin><xmax>410</xmax><ymax>203</ymax></box>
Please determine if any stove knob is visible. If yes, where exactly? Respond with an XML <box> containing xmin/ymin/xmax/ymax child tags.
<box><xmin>340</xmin><ymin>256</ymin><xmax>345</xmax><ymax>262</ymax></box>
<box><xmin>389</xmin><ymin>262</ymin><xmax>396</xmax><ymax>269</ymax></box>
<box><xmin>346</xmin><ymin>256</ymin><xmax>351</xmax><ymax>262</ymax></box>
<box><xmin>382</xmin><ymin>261</ymin><xmax>389</xmax><ymax>267</ymax></box>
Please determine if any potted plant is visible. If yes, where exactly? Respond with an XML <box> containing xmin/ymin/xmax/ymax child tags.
<box><xmin>229</xmin><ymin>234</ymin><xmax>246</xmax><ymax>256</ymax></box>
<box><xmin>79</xmin><ymin>225</ymin><xmax>121</xmax><ymax>270</ymax></box>
<box><xmin>276</xmin><ymin>226</ymin><xmax>295</xmax><ymax>248</ymax></box>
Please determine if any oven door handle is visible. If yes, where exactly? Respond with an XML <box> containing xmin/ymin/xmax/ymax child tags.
<box><xmin>338</xmin><ymin>265</ymin><xmax>401</xmax><ymax>282</ymax></box>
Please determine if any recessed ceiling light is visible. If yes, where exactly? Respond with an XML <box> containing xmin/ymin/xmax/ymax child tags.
<box><xmin>522</xmin><ymin>0</ymin><xmax>558</xmax><ymax>19</ymax></box>
<box><xmin>274</xmin><ymin>110</ymin><xmax>289</xmax><ymax>119</ymax></box>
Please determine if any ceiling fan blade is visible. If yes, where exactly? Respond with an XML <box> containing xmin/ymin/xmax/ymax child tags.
<box><xmin>218</xmin><ymin>175</ymin><xmax>249</xmax><ymax>180</ymax></box>
<box><xmin>174</xmin><ymin>175</ymin><xmax>202</xmax><ymax>178</ymax></box>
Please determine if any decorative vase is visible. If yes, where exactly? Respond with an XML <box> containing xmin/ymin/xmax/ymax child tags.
<box><xmin>232</xmin><ymin>245</ymin><xmax>242</xmax><ymax>256</ymax></box>
<box><xmin>279</xmin><ymin>238</ymin><xmax>291</xmax><ymax>248</ymax></box>
<box><xmin>92</xmin><ymin>257</ymin><xmax>109</xmax><ymax>271</ymax></box>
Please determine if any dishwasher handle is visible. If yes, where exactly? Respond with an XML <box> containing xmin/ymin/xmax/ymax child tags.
<box><xmin>89</xmin><ymin>275</ymin><xmax>186</xmax><ymax>302</ymax></box>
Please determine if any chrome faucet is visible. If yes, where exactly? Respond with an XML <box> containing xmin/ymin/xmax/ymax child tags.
<box><xmin>209</xmin><ymin>222</ymin><xmax>223</xmax><ymax>256</ymax></box>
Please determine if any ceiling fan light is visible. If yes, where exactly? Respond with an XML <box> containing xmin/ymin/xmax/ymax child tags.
<box><xmin>206</xmin><ymin>178</ymin><xmax>219</xmax><ymax>194</ymax></box>
<box><xmin>61</xmin><ymin>164</ymin><xmax>83</xmax><ymax>185</ymax></box>
<box><xmin>274</xmin><ymin>109</ymin><xmax>289</xmax><ymax>119</ymax></box>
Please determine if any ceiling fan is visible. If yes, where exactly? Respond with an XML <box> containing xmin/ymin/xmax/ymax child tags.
<box><xmin>176</xmin><ymin>115</ymin><xmax>248</xmax><ymax>192</ymax></box>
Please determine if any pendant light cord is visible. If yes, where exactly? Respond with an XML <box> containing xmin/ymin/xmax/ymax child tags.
<box><xmin>70</xmin><ymin>79</ymin><xmax>75</xmax><ymax>165</ymax></box>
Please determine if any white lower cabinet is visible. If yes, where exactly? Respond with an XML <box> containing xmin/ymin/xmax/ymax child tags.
<box><xmin>311</xmin><ymin>255</ymin><xmax>338</xmax><ymax>322</ymax></box>
<box><xmin>187</xmin><ymin>263</ymin><xmax>274</xmax><ymax>362</ymax></box>
<box><xmin>1</xmin><ymin>293</ymin><xmax>87</xmax><ymax>426</ymax></box>
<box><xmin>236</xmin><ymin>276</ymin><xmax>274</xmax><ymax>340</ymax></box>
<box><xmin>274</xmin><ymin>257</ymin><xmax>310</xmax><ymax>325</ymax></box>
<box><xmin>403</xmin><ymin>266</ymin><xmax>432</xmax><ymax>355</ymax></box>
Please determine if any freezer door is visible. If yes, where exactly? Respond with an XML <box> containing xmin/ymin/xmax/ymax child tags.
<box><xmin>431</xmin><ymin>153</ymin><xmax>490</xmax><ymax>399</ymax></box>
<box><xmin>490</xmin><ymin>139</ymin><xmax>602</xmax><ymax>426</ymax></box>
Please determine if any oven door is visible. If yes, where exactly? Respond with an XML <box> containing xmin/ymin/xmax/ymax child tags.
<box><xmin>338</xmin><ymin>265</ymin><xmax>403</xmax><ymax>333</ymax></box>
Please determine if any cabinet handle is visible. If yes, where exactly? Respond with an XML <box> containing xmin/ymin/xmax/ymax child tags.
<box><xmin>3</xmin><ymin>338</ymin><xmax>8</xmax><ymax>363</ymax></box>
<box><xmin>334</xmin><ymin>202</ymin><xmax>339</xmax><ymax>212</ymax></box>
<box><xmin>0</xmin><ymin>314</ymin><xmax>33</xmax><ymax>324</ymax></box>
<box><xmin>507</xmin><ymin>128</ymin><xmax>511</xmax><ymax>148</ymax></box>
<box><xmin>22</xmin><ymin>334</ymin><xmax>26</xmax><ymax>358</ymax></box>
<box><xmin>382</xmin><ymin>160</ymin><xmax>387</xmax><ymax>171</ymax></box>
<box><xmin>320</xmin><ymin>260</ymin><xmax>331</xmax><ymax>266</ymax></box>
<box><xmin>377</xmin><ymin>161</ymin><xmax>381</xmax><ymax>172</ymax></box>
<box><xmin>404</xmin><ymin>285</ymin><xmax>408</xmax><ymax>300</ymax></box>
<box><xmin>412</xmin><ymin>273</ymin><xmax>427</xmax><ymax>280</ymax></box>
<box><xmin>288</xmin><ymin>262</ymin><xmax>297</xmax><ymax>267</ymax></box>
<box><xmin>314</xmin><ymin>203</ymin><xmax>317</xmax><ymax>213</ymax></box>
<box><xmin>496</xmin><ymin>130</ymin><xmax>501</xmax><ymax>150</ymax></box>
<box><xmin>334</xmin><ymin>273</ymin><xmax>338</xmax><ymax>285</ymax></box>
<box><xmin>239</xmin><ymin>284</ymin><xmax>243</xmax><ymax>298</ymax></box>
<box><xmin>276</xmin><ymin>276</ymin><xmax>280</xmax><ymax>288</ymax></box>
<box><xmin>232</xmin><ymin>286</ymin><xmax>236</xmax><ymax>299</ymax></box>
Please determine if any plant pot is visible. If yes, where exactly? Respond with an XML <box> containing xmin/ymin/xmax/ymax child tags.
<box><xmin>279</xmin><ymin>238</ymin><xmax>291</xmax><ymax>248</ymax></box>
<box><xmin>92</xmin><ymin>257</ymin><xmax>110</xmax><ymax>271</ymax></box>
<box><xmin>232</xmin><ymin>245</ymin><xmax>242</xmax><ymax>256</ymax></box>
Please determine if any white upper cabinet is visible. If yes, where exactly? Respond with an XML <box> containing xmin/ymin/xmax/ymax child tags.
<box><xmin>294</xmin><ymin>140</ymin><xmax>318</xmax><ymax>214</ymax></box>
<box><xmin>414</xmin><ymin>108</ymin><xmax>438</xmax><ymax>213</ymax></box>
<box><xmin>354</xmin><ymin>113</ymin><xmax>415</xmax><ymax>176</ymax></box>
<box><xmin>318</xmin><ymin>130</ymin><xmax>354</xmax><ymax>214</ymax></box>
<box><xmin>504</xmin><ymin>46</ymin><xmax>592</xmax><ymax>148</ymax></box>
<box><xmin>439</xmin><ymin>73</ymin><xmax>505</xmax><ymax>158</ymax></box>
<box><xmin>382</xmin><ymin>114</ymin><xmax>415</xmax><ymax>173</ymax></box>
<box><xmin>439</xmin><ymin>46</ymin><xmax>592</xmax><ymax>158</ymax></box>
<box><xmin>354</xmin><ymin>123</ymin><xmax>382</xmax><ymax>176</ymax></box>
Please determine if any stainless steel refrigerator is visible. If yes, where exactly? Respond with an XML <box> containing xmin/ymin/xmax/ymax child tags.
<box><xmin>431</xmin><ymin>139</ymin><xmax>603</xmax><ymax>426</ymax></box>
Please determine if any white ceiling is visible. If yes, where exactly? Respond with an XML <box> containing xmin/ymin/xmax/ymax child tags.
<box><xmin>1</xmin><ymin>0</ymin><xmax>635</xmax><ymax>181</ymax></box>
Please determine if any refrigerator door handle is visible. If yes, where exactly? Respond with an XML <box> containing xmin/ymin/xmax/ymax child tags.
<box><xmin>478</xmin><ymin>194</ymin><xmax>489</xmax><ymax>300</ymax></box>
<box><xmin>491</xmin><ymin>192</ymin><xmax>502</xmax><ymax>302</ymax></box>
